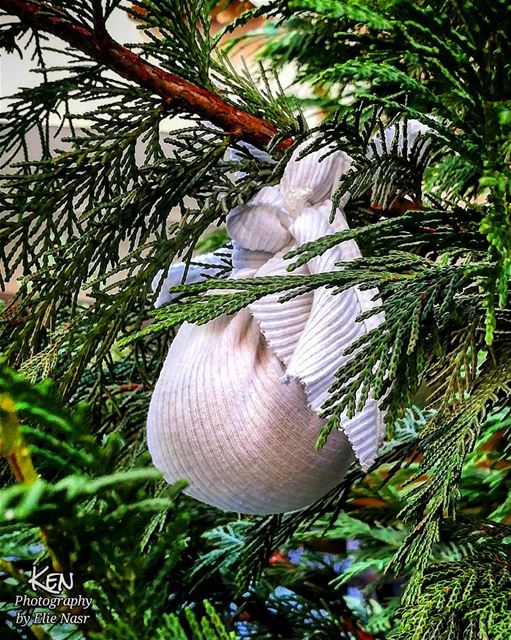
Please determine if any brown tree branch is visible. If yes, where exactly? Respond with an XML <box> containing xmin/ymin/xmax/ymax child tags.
<box><xmin>3</xmin><ymin>0</ymin><xmax>424</xmax><ymax>217</ymax></box>
<box><xmin>3</xmin><ymin>0</ymin><xmax>292</xmax><ymax>152</ymax></box>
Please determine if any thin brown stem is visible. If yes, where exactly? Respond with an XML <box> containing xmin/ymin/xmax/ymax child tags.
<box><xmin>3</xmin><ymin>0</ymin><xmax>292</xmax><ymax>152</ymax></box>
<box><xmin>3</xmin><ymin>0</ymin><xmax>424</xmax><ymax>220</ymax></box>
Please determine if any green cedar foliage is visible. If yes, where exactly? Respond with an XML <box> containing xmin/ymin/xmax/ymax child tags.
<box><xmin>1</xmin><ymin>1</ymin><xmax>511</xmax><ymax>638</ymax></box>
<box><xmin>0</xmin><ymin>364</ymin><xmax>235</xmax><ymax>639</ymax></box>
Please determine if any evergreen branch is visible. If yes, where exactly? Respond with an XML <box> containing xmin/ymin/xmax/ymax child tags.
<box><xmin>388</xmin><ymin>345</ymin><xmax>511</xmax><ymax>597</ymax></box>
<box><xmin>0</xmin><ymin>393</ymin><xmax>62</xmax><ymax>573</ymax></box>
<box><xmin>2</xmin><ymin>0</ymin><xmax>291</xmax><ymax>153</ymax></box>
<box><xmin>0</xmin><ymin>376</ymin><xmax>102</xmax><ymax>636</ymax></box>
<box><xmin>0</xmin><ymin>365</ymin><xmax>191</xmax><ymax>638</ymax></box>
<box><xmin>2</xmin><ymin>0</ymin><xmax>424</xmax><ymax>218</ymax></box>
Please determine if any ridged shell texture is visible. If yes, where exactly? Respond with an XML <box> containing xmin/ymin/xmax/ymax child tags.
<box><xmin>148</xmin><ymin>142</ymin><xmax>386</xmax><ymax>514</ymax></box>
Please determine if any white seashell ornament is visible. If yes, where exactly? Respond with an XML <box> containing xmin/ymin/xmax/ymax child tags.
<box><xmin>148</xmin><ymin>143</ymin><xmax>386</xmax><ymax>515</ymax></box>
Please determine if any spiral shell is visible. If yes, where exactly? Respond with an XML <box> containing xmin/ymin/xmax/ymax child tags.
<box><xmin>148</xmin><ymin>141</ymin><xmax>385</xmax><ymax>514</ymax></box>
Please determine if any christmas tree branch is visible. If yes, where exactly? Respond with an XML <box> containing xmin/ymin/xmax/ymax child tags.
<box><xmin>0</xmin><ymin>394</ymin><xmax>101</xmax><ymax>636</ymax></box>
<box><xmin>2</xmin><ymin>0</ymin><xmax>291</xmax><ymax>152</ymax></box>
<box><xmin>3</xmin><ymin>0</ymin><xmax>423</xmax><ymax>217</ymax></box>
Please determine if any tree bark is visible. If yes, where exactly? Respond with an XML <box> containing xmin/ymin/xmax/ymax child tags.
<box><xmin>2</xmin><ymin>0</ymin><xmax>292</xmax><ymax>152</ymax></box>
<box><xmin>3</xmin><ymin>0</ymin><xmax>423</xmax><ymax>216</ymax></box>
